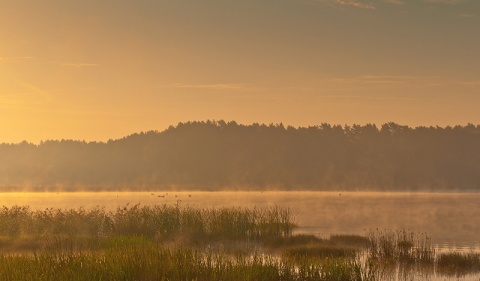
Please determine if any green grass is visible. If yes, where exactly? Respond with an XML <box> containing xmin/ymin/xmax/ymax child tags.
<box><xmin>0</xmin><ymin>246</ymin><xmax>378</xmax><ymax>281</ymax></box>
<box><xmin>0</xmin><ymin>204</ymin><xmax>295</xmax><ymax>246</ymax></box>
<box><xmin>0</xmin><ymin>204</ymin><xmax>479</xmax><ymax>280</ymax></box>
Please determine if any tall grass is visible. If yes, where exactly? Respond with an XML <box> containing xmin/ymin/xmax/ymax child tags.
<box><xmin>366</xmin><ymin>229</ymin><xmax>434</xmax><ymax>263</ymax></box>
<box><xmin>1</xmin><ymin>205</ymin><xmax>479</xmax><ymax>280</ymax></box>
<box><xmin>0</xmin><ymin>246</ymin><xmax>379</xmax><ymax>281</ymax></box>
<box><xmin>437</xmin><ymin>252</ymin><xmax>480</xmax><ymax>276</ymax></box>
<box><xmin>0</xmin><ymin>204</ymin><xmax>295</xmax><ymax>244</ymax></box>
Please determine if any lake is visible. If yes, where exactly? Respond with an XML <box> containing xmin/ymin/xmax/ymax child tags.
<box><xmin>1</xmin><ymin>191</ymin><xmax>478</xmax><ymax>253</ymax></box>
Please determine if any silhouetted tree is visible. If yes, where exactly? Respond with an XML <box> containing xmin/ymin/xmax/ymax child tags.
<box><xmin>1</xmin><ymin>121</ymin><xmax>479</xmax><ymax>191</ymax></box>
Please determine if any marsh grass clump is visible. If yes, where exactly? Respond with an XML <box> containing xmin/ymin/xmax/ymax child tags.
<box><xmin>2</xmin><ymin>204</ymin><xmax>480</xmax><ymax>281</ymax></box>
<box><xmin>0</xmin><ymin>204</ymin><xmax>296</xmax><ymax>251</ymax></box>
<box><xmin>437</xmin><ymin>252</ymin><xmax>480</xmax><ymax>276</ymax></box>
<box><xmin>367</xmin><ymin>230</ymin><xmax>435</xmax><ymax>264</ymax></box>
<box><xmin>0</xmin><ymin>247</ymin><xmax>377</xmax><ymax>281</ymax></box>
<box><xmin>0</xmin><ymin>206</ymin><xmax>31</xmax><ymax>238</ymax></box>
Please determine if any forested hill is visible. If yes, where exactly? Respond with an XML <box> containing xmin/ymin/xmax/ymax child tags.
<box><xmin>1</xmin><ymin>121</ymin><xmax>480</xmax><ymax>192</ymax></box>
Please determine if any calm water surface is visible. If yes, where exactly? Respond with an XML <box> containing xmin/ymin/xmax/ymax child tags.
<box><xmin>1</xmin><ymin>191</ymin><xmax>478</xmax><ymax>251</ymax></box>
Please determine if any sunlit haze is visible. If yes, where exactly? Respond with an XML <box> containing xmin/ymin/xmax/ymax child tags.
<box><xmin>1</xmin><ymin>0</ymin><xmax>479</xmax><ymax>143</ymax></box>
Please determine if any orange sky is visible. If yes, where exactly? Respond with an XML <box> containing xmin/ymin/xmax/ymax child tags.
<box><xmin>1</xmin><ymin>0</ymin><xmax>479</xmax><ymax>143</ymax></box>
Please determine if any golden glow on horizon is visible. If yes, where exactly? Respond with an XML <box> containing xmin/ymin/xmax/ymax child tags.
<box><xmin>1</xmin><ymin>0</ymin><xmax>479</xmax><ymax>143</ymax></box>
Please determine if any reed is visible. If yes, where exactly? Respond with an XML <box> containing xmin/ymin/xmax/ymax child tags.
<box><xmin>1</xmin><ymin>204</ymin><xmax>479</xmax><ymax>280</ymax></box>
<box><xmin>0</xmin><ymin>204</ymin><xmax>296</xmax><ymax>248</ymax></box>
<box><xmin>0</xmin><ymin>246</ymin><xmax>377</xmax><ymax>281</ymax></box>
<box><xmin>437</xmin><ymin>252</ymin><xmax>480</xmax><ymax>276</ymax></box>
<box><xmin>366</xmin><ymin>229</ymin><xmax>434</xmax><ymax>264</ymax></box>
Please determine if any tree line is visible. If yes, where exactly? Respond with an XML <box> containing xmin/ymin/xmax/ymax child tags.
<box><xmin>1</xmin><ymin>120</ymin><xmax>480</xmax><ymax>191</ymax></box>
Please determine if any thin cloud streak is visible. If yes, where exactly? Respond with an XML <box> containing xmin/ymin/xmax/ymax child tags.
<box><xmin>456</xmin><ymin>13</ymin><xmax>475</xmax><ymax>18</ymax></box>
<box><xmin>381</xmin><ymin>0</ymin><xmax>405</xmax><ymax>4</ymax></box>
<box><xmin>0</xmin><ymin>90</ymin><xmax>56</xmax><ymax>105</ymax></box>
<box><xmin>423</xmin><ymin>0</ymin><xmax>465</xmax><ymax>4</ymax></box>
<box><xmin>16</xmin><ymin>81</ymin><xmax>57</xmax><ymax>102</ymax></box>
<box><xmin>316</xmin><ymin>95</ymin><xmax>419</xmax><ymax>101</ymax></box>
<box><xmin>360</xmin><ymin>75</ymin><xmax>417</xmax><ymax>83</ymax></box>
<box><xmin>62</xmin><ymin>63</ymin><xmax>99</xmax><ymax>68</ymax></box>
<box><xmin>0</xmin><ymin>93</ymin><xmax>29</xmax><ymax>105</ymax></box>
<box><xmin>457</xmin><ymin>80</ymin><xmax>480</xmax><ymax>86</ymax></box>
<box><xmin>0</xmin><ymin>56</ymin><xmax>33</xmax><ymax>61</ymax></box>
<box><xmin>313</xmin><ymin>0</ymin><xmax>376</xmax><ymax>10</ymax></box>
<box><xmin>336</xmin><ymin>0</ymin><xmax>376</xmax><ymax>9</ymax></box>
<box><xmin>48</xmin><ymin>109</ymin><xmax>136</xmax><ymax>117</ymax></box>
<box><xmin>162</xmin><ymin>83</ymin><xmax>252</xmax><ymax>90</ymax></box>
<box><xmin>327</xmin><ymin>75</ymin><xmax>418</xmax><ymax>85</ymax></box>
<box><xmin>50</xmin><ymin>61</ymin><xmax>99</xmax><ymax>68</ymax></box>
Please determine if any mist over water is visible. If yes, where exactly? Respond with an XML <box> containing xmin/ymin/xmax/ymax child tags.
<box><xmin>2</xmin><ymin>191</ymin><xmax>478</xmax><ymax>252</ymax></box>
<box><xmin>3</xmin><ymin>122</ymin><xmax>480</xmax><ymax>193</ymax></box>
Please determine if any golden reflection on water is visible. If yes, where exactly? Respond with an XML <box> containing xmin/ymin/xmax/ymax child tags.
<box><xmin>1</xmin><ymin>191</ymin><xmax>479</xmax><ymax>250</ymax></box>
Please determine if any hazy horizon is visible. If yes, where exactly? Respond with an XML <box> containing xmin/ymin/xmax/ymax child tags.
<box><xmin>2</xmin><ymin>0</ymin><xmax>480</xmax><ymax>143</ymax></box>
<box><xmin>2</xmin><ymin>121</ymin><xmax>479</xmax><ymax>192</ymax></box>
<box><xmin>3</xmin><ymin>119</ymin><xmax>480</xmax><ymax>144</ymax></box>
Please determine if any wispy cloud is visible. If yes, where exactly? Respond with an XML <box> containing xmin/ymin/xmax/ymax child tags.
<box><xmin>163</xmin><ymin>83</ymin><xmax>252</xmax><ymax>90</ymax></box>
<box><xmin>0</xmin><ymin>89</ymin><xmax>55</xmax><ymax>106</ymax></box>
<box><xmin>0</xmin><ymin>56</ymin><xmax>33</xmax><ymax>61</ymax></box>
<box><xmin>314</xmin><ymin>0</ymin><xmax>376</xmax><ymax>9</ymax></box>
<box><xmin>328</xmin><ymin>75</ymin><xmax>417</xmax><ymax>85</ymax></box>
<box><xmin>17</xmin><ymin>81</ymin><xmax>56</xmax><ymax>102</ymax></box>
<box><xmin>324</xmin><ymin>75</ymin><xmax>480</xmax><ymax>89</ymax></box>
<box><xmin>457</xmin><ymin>80</ymin><xmax>480</xmax><ymax>86</ymax></box>
<box><xmin>381</xmin><ymin>0</ymin><xmax>405</xmax><ymax>5</ymax></box>
<box><xmin>423</xmin><ymin>0</ymin><xmax>465</xmax><ymax>4</ymax></box>
<box><xmin>337</xmin><ymin>0</ymin><xmax>376</xmax><ymax>9</ymax></box>
<box><xmin>0</xmin><ymin>93</ymin><xmax>29</xmax><ymax>105</ymax></box>
<box><xmin>50</xmin><ymin>61</ymin><xmax>99</xmax><ymax>68</ymax></box>
<box><xmin>62</xmin><ymin>63</ymin><xmax>99</xmax><ymax>68</ymax></box>
<box><xmin>50</xmin><ymin>109</ymin><xmax>135</xmax><ymax>117</ymax></box>
<box><xmin>456</xmin><ymin>13</ymin><xmax>475</xmax><ymax>18</ymax></box>
<box><xmin>316</xmin><ymin>94</ymin><xmax>419</xmax><ymax>101</ymax></box>
<box><xmin>358</xmin><ymin>75</ymin><xmax>417</xmax><ymax>84</ymax></box>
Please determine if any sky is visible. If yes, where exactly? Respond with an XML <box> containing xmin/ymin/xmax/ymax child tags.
<box><xmin>1</xmin><ymin>0</ymin><xmax>479</xmax><ymax>143</ymax></box>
